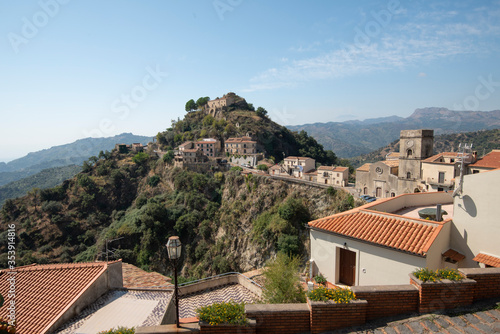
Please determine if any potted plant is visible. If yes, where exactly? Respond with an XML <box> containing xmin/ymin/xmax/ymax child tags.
<box><xmin>197</xmin><ymin>301</ymin><xmax>255</xmax><ymax>334</ymax></box>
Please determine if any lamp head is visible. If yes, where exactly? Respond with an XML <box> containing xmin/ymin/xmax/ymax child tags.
<box><xmin>166</xmin><ymin>236</ymin><xmax>182</xmax><ymax>260</ymax></box>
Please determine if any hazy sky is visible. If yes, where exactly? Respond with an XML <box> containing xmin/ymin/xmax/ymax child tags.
<box><xmin>1</xmin><ymin>0</ymin><xmax>499</xmax><ymax>162</ymax></box>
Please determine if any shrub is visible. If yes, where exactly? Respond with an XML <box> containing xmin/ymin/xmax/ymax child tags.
<box><xmin>98</xmin><ymin>327</ymin><xmax>134</xmax><ymax>334</ymax></box>
<box><xmin>197</xmin><ymin>301</ymin><xmax>247</xmax><ymax>326</ymax></box>
<box><xmin>412</xmin><ymin>267</ymin><xmax>438</xmax><ymax>282</ymax></box>
<box><xmin>41</xmin><ymin>201</ymin><xmax>63</xmax><ymax>214</ymax></box>
<box><xmin>326</xmin><ymin>186</ymin><xmax>336</xmax><ymax>196</ymax></box>
<box><xmin>257</xmin><ymin>164</ymin><xmax>268</xmax><ymax>171</ymax></box>
<box><xmin>437</xmin><ymin>268</ymin><xmax>463</xmax><ymax>281</ymax></box>
<box><xmin>262</xmin><ymin>253</ymin><xmax>306</xmax><ymax>303</ymax></box>
<box><xmin>230</xmin><ymin>166</ymin><xmax>243</xmax><ymax>172</ymax></box>
<box><xmin>132</xmin><ymin>152</ymin><xmax>149</xmax><ymax>165</ymax></box>
<box><xmin>314</xmin><ymin>273</ymin><xmax>327</xmax><ymax>285</ymax></box>
<box><xmin>277</xmin><ymin>234</ymin><xmax>301</xmax><ymax>256</ymax></box>
<box><xmin>308</xmin><ymin>286</ymin><xmax>356</xmax><ymax>303</ymax></box>
<box><xmin>148</xmin><ymin>175</ymin><xmax>160</xmax><ymax>187</ymax></box>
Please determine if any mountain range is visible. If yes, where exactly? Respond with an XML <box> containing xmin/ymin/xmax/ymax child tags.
<box><xmin>0</xmin><ymin>133</ymin><xmax>153</xmax><ymax>186</ymax></box>
<box><xmin>287</xmin><ymin>108</ymin><xmax>500</xmax><ymax>158</ymax></box>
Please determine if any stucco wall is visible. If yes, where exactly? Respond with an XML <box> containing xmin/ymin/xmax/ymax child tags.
<box><xmin>451</xmin><ymin>169</ymin><xmax>500</xmax><ymax>267</ymax></box>
<box><xmin>310</xmin><ymin>230</ymin><xmax>427</xmax><ymax>286</ymax></box>
<box><xmin>369</xmin><ymin>192</ymin><xmax>453</xmax><ymax>213</ymax></box>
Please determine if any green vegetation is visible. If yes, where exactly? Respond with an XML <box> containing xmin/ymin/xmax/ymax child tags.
<box><xmin>197</xmin><ymin>301</ymin><xmax>247</xmax><ymax>326</ymax></box>
<box><xmin>98</xmin><ymin>327</ymin><xmax>134</xmax><ymax>334</ymax></box>
<box><xmin>262</xmin><ymin>253</ymin><xmax>306</xmax><ymax>303</ymax></box>
<box><xmin>413</xmin><ymin>267</ymin><xmax>463</xmax><ymax>282</ymax></box>
<box><xmin>307</xmin><ymin>286</ymin><xmax>356</xmax><ymax>303</ymax></box>
<box><xmin>314</xmin><ymin>273</ymin><xmax>327</xmax><ymax>285</ymax></box>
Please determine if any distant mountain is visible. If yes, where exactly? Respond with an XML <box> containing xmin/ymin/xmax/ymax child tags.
<box><xmin>288</xmin><ymin>108</ymin><xmax>500</xmax><ymax>158</ymax></box>
<box><xmin>0</xmin><ymin>165</ymin><xmax>82</xmax><ymax>207</ymax></box>
<box><xmin>0</xmin><ymin>133</ymin><xmax>153</xmax><ymax>186</ymax></box>
<box><xmin>348</xmin><ymin>128</ymin><xmax>500</xmax><ymax>169</ymax></box>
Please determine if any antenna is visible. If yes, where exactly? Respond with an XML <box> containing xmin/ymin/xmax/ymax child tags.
<box><xmin>452</xmin><ymin>143</ymin><xmax>473</xmax><ymax>197</ymax></box>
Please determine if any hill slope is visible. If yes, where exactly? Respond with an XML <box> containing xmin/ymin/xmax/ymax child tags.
<box><xmin>288</xmin><ymin>108</ymin><xmax>500</xmax><ymax>158</ymax></box>
<box><xmin>0</xmin><ymin>165</ymin><xmax>82</xmax><ymax>207</ymax></box>
<box><xmin>0</xmin><ymin>133</ymin><xmax>152</xmax><ymax>186</ymax></box>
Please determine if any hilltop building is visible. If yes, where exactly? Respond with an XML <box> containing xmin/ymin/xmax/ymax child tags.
<box><xmin>196</xmin><ymin>138</ymin><xmax>221</xmax><ymax>157</ymax></box>
<box><xmin>205</xmin><ymin>93</ymin><xmax>236</xmax><ymax>117</ymax></box>
<box><xmin>224</xmin><ymin>136</ymin><xmax>257</xmax><ymax>155</ymax></box>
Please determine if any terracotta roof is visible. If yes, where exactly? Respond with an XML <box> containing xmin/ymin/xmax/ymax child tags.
<box><xmin>382</xmin><ymin>160</ymin><xmax>400</xmax><ymax>167</ymax></box>
<box><xmin>226</xmin><ymin>137</ymin><xmax>255</xmax><ymax>144</ymax></box>
<box><xmin>318</xmin><ymin>165</ymin><xmax>335</xmax><ymax>171</ymax></box>
<box><xmin>386</xmin><ymin>152</ymin><xmax>400</xmax><ymax>159</ymax></box>
<box><xmin>183</xmin><ymin>149</ymin><xmax>200</xmax><ymax>153</ymax></box>
<box><xmin>196</xmin><ymin>138</ymin><xmax>218</xmax><ymax>144</ymax></box>
<box><xmin>304</xmin><ymin>169</ymin><xmax>317</xmax><ymax>175</ymax></box>
<box><xmin>357</xmin><ymin>163</ymin><xmax>371</xmax><ymax>172</ymax></box>
<box><xmin>0</xmin><ymin>261</ymin><xmax>115</xmax><ymax>334</ymax></box>
<box><xmin>318</xmin><ymin>166</ymin><xmax>348</xmax><ymax>172</ymax></box>
<box><xmin>470</xmin><ymin>150</ymin><xmax>500</xmax><ymax>169</ymax></box>
<box><xmin>179</xmin><ymin>141</ymin><xmax>194</xmax><ymax>148</ymax></box>
<box><xmin>334</xmin><ymin>166</ymin><xmax>349</xmax><ymax>172</ymax></box>
<box><xmin>442</xmin><ymin>249</ymin><xmax>466</xmax><ymax>262</ymax></box>
<box><xmin>473</xmin><ymin>253</ymin><xmax>500</xmax><ymax>267</ymax></box>
<box><xmin>269</xmin><ymin>164</ymin><xmax>282</xmax><ymax>170</ymax></box>
<box><xmin>308</xmin><ymin>209</ymin><xmax>444</xmax><ymax>256</ymax></box>
<box><xmin>423</xmin><ymin>152</ymin><xmax>460</xmax><ymax>163</ymax></box>
<box><xmin>122</xmin><ymin>263</ymin><xmax>172</xmax><ymax>289</ymax></box>
<box><xmin>285</xmin><ymin>156</ymin><xmax>313</xmax><ymax>161</ymax></box>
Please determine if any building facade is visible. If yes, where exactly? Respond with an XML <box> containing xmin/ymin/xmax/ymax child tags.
<box><xmin>224</xmin><ymin>136</ymin><xmax>257</xmax><ymax>155</ymax></box>
<box><xmin>196</xmin><ymin>138</ymin><xmax>221</xmax><ymax>157</ymax></box>
<box><xmin>316</xmin><ymin>166</ymin><xmax>349</xmax><ymax>186</ymax></box>
<box><xmin>206</xmin><ymin>94</ymin><xmax>236</xmax><ymax>115</ymax></box>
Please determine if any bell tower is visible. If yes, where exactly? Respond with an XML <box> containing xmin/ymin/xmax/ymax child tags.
<box><xmin>398</xmin><ymin>129</ymin><xmax>434</xmax><ymax>193</ymax></box>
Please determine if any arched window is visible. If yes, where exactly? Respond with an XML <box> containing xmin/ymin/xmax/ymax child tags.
<box><xmin>363</xmin><ymin>187</ymin><xmax>368</xmax><ymax>195</ymax></box>
<box><xmin>391</xmin><ymin>192</ymin><xmax>396</xmax><ymax>197</ymax></box>
<box><xmin>407</xmin><ymin>172</ymin><xmax>411</xmax><ymax>179</ymax></box>
<box><xmin>407</xmin><ymin>149</ymin><xmax>413</xmax><ymax>158</ymax></box>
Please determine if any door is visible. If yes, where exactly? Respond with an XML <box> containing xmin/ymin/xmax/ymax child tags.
<box><xmin>339</xmin><ymin>248</ymin><xmax>356</xmax><ymax>286</ymax></box>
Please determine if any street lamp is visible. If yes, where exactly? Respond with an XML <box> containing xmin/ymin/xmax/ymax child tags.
<box><xmin>166</xmin><ymin>236</ymin><xmax>182</xmax><ymax>328</ymax></box>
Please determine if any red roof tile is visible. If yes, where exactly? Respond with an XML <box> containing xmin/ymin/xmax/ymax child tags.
<box><xmin>308</xmin><ymin>209</ymin><xmax>444</xmax><ymax>256</ymax></box>
<box><xmin>442</xmin><ymin>249</ymin><xmax>466</xmax><ymax>262</ymax></box>
<box><xmin>0</xmin><ymin>261</ymin><xmax>115</xmax><ymax>334</ymax></box>
<box><xmin>470</xmin><ymin>150</ymin><xmax>500</xmax><ymax>169</ymax></box>
<box><xmin>356</xmin><ymin>163</ymin><xmax>371</xmax><ymax>172</ymax></box>
<box><xmin>473</xmin><ymin>253</ymin><xmax>500</xmax><ymax>267</ymax></box>
<box><xmin>285</xmin><ymin>156</ymin><xmax>313</xmax><ymax>161</ymax></box>
<box><xmin>423</xmin><ymin>152</ymin><xmax>460</xmax><ymax>163</ymax></box>
<box><xmin>122</xmin><ymin>263</ymin><xmax>172</xmax><ymax>289</ymax></box>
<box><xmin>382</xmin><ymin>160</ymin><xmax>400</xmax><ymax>167</ymax></box>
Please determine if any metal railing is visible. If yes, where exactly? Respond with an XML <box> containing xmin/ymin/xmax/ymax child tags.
<box><xmin>178</xmin><ymin>271</ymin><xmax>263</xmax><ymax>289</ymax></box>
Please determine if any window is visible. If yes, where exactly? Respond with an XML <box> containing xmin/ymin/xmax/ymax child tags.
<box><xmin>376</xmin><ymin>187</ymin><xmax>382</xmax><ymax>197</ymax></box>
<box><xmin>407</xmin><ymin>172</ymin><xmax>411</xmax><ymax>179</ymax></box>
<box><xmin>407</xmin><ymin>149</ymin><xmax>413</xmax><ymax>158</ymax></box>
<box><xmin>438</xmin><ymin>172</ymin><xmax>445</xmax><ymax>183</ymax></box>
<box><xmin>391</xmin><ymin>192</ymin><xmax>395</xmax><ymax>197</ymax></box>
<box><xmin>363</xmin><ymin>187</ymin><xmax>368</xmax><ymax>195</ymax></box>
<box><xmin>473</xmin><ymin>170</ymin><xmax>480</xmax><ymax>174</ymax></box>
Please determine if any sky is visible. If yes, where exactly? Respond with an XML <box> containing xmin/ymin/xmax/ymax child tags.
<box><xmin>1</xmin><ymin>0</ymin><xmax>500</xmax><ymax>162</ymax></box>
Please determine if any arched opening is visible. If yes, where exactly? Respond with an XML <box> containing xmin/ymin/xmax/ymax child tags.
<box><xmin>376</xmin><ymin>187</ymin><xmax>382</xmax><ymax>197</ymax></box>
<box><xmin>407</xmin><ymin>172</ymin><xmax>411</xmax><ymax>179</ymax></box>
<box><xmin>363</xmin><ymin>187</ymin><xmax>368</xmax><ymax>195</ymax></box>
<box><xmin>407</xmin><ymin>149</ymin><xmax>413</xmax><ymax>158</ymax></box>
<box><xmin>391</xmin><ymin>192</ymin><xmax>396</xmax><ymax>197</ymax></box>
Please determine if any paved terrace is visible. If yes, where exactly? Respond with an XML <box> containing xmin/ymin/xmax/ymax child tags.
<box><xmin>332</xmin><ymin>300</ymin><xmax>500</xmax><ymax>334</ymax></box>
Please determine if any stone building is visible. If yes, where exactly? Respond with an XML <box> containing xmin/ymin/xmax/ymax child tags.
<box><xmin>421</xmin><ymin>152</ymin><xmax>462</xmax><ymax>192</ymax></box>
<box><xmin>283</xmin><ymin>156</ymin><xmax>315</xmax><ymax>178</ymax></box>
<box><xmin>356</xmin><ymin>129</ymin><xmax>434</xmax><ymax>198</ymax></box>
<box><xmin>206</xmin><ymin>94</ymin><xmax>236</xmax><ymax>116</ymax></box>
<box><xmin>224</xmin><ymin>136</ymin><xmax>257</xmax><ymax>155</ymax></box>
<box><xmin>196</xmin><ymin>138</ymin><xmax>221</xmax><ymax>157</ymax></box>
<box><xmin>316</xmin><ymin>166</ymin><xmax>349</xmax><ymax>187</ymax></box>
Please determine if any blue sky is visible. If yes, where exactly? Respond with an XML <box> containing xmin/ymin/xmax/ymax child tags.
<box><xmin>1</xmin><ymin>0</ymin><xmax>500</xmax><ymax>162</ymax></box>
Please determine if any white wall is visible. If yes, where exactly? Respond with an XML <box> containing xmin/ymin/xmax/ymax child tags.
<box><xmin>310</xmin><ymin>230</ymin><xmax>427</xmax><ymax>286</ymax></box>
<box><xmin>451</xmin><ymin>169</ymin><xmax>500</xmax><ymax>267</ymax></box>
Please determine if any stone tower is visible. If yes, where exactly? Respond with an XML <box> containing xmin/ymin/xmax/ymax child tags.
<box><xmin>398</xmin><ymin>129</ymin><xmax>434</xmax><ymax>194</ymax></box>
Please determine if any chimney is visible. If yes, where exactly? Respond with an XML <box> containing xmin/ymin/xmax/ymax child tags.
<box><xmin>436</xmin><ymin>204</ymin><xmax>442</xmax><ymax>222</ymax></box>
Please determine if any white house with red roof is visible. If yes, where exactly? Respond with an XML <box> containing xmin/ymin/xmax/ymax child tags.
<box><xmin>468</xmin><ymin>149</ymin><xmax>500</xmax><ymax>174</ymax></box>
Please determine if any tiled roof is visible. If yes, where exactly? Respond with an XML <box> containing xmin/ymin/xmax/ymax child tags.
<box><xmin>285</xmin><ymin>156</ymin><xmax>313</xmax><ymax>161</ymax></box>
<box><xmin>179</xmin><ymin>141</ymin><xmax>194</xmax><ymax>148</ymax></box>
<box><xmin>357</xmin><ymin>163</ymin><xmax>371</xmax><ymax>172</ymax></box>
<box><xmin>386</xmin><ymin>152</ymin><xmax>400</xmax><ymax>159</ymax></box>
<box><xmin>269</xmin><ymin>164</ymin><xmax>282</xmax><ymax>170</ymax></box>
<box><xmin>423</xmin><ymin>152</ymin><xmax>460</xmax><ymax>163</ymax></box>
<box><xmin>226</xmin><ymin>136</ymin><xmax>255</xmax><ymax>143</ymax></box>
<box><xmin>317</xmin><ymin>166</ymin><xmax>348</xmax><ymax>172</ymax></box>
<box><xmin>122</xmin><ymin>263</ymin><xmax>172</xmax><ymax>289</ymax></box>
<box><xmin>304</xmin><ymin>169</ymin><xmax>317</xmax><ymax>175</ymax></box>
<box><xmin>0</xmin><ymin>261</ymin><xmax>112</xmax><ymax>334</ymax></box>
<box><xmin>308</xmin><ymin>209</ymin><xmax>444</xmax><ymax>256</ymax></box>
<box><xmin>318</xmin><ymin>165</ymin><xmax>335</xmax><ymax>171</ymax></box>
<box><xmin>334</xmin><ymin>166</ymin><xmax>349</xmax><ymax>172</ymax></box>
<box><xmin>471</xmin><ymin>150</ymin><xmax>500</xmax><ymax>169</ymax></box>
<box><xmin>382</xmin><ymin>160</ymin><xmax>400</xmax><ymax>167</ymax></box>
<box><xmin>442</xmin><ymin>249</ymin><xmax>466</xmax><ymax>262</ymax></box>
<box><xmin>183</xmin><ymin>149</ymin><xmax>199</xmax><ymax>153</ymax></box>
<box><xmin>473</xmin><ymin>253</ymin><xmax>500</xmax><ymax>267</ymax></box>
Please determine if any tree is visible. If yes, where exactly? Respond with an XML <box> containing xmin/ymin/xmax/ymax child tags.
<box><xmin>262</xmin><ymin>253</ymin><xmax>306</xmax><ymax>303</ymax></box>
<box><xmin>132</xmin><ymin>152</ymin><xmax>149</xmax><ymax>165</ymax></box>
<box><xmin>185</xmin><ymin>99</ymin><xmax>197</xmax><ymax>112</ymax></box>
<box><xmin>196</xmin><ymin>96</ymin><xmax>210</xmax><ymax>108</ymax></box>
<box><xmin>257</xmin><ymin>164</ymin><xmax>268</xmax><ymax>171</ymax></box>
<box><xmin>255</xmin><ymin>107</ymin><xmax>268</xmax><ymax>117</ymax></box>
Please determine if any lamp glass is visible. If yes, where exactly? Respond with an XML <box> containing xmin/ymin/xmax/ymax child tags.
<box><xmin>167</xmin><ymin>236</ymin><xmax>182</xmax><ymax>260</ymax></box>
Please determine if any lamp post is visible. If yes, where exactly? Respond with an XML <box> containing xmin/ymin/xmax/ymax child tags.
<box><xmin>166</xmin><ymin>236</ymin><xmax>182</xmax><ymax>328</ymax></box>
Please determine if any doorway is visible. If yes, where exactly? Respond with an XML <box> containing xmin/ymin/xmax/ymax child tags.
<box><xmin>339</xmin><ymin>248</ymin><xmax>356</xmax><ymax>286</ymax></box>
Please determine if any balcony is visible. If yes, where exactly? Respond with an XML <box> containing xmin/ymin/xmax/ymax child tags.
<box><xmin>426</xmin><ymin>177</ymin><xmax>454</xmax><ymax>187</ymax></box>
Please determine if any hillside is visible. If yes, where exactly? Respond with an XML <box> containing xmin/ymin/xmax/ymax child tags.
<box><xmin>288</xmin><ymin>108</ymin><xmax>500</xmax><ymax>158</ymax></box>
<box><xmin>0</xmin><ymin>133</ymin><xmax>152</xmax><ymax>186</ymax></box>
<box><xmin>0</xmin><ymin>97</ymin><xmax>353</xmax><ymax>278</ymax></box>
<box><xmin>0</xmin><ymin>165</ymin><xmax>82</xmax><ymax>207</ymax></box>
<box><xmin>349</xmin><ymin>128</ymin><xmax>500</xmax><ymax>168</ymax></box>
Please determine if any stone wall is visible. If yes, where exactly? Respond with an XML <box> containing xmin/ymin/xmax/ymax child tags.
<box><xmin>245</xmin><ymin>304</ymin><xmax>310</xmax><ymax>334</ymax></box>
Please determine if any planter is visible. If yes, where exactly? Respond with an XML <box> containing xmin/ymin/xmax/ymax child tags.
<box><xmin>199</xmin><ymin>319</ymin><xmax>256</xmax><ymax>334</ymax></box>
<box><xmin>409</xmin><ymin>273</ymin><xmax>476</xmax><ymax>313</ymax></box>
<box><xmin>307</xmin><ymin>298</ymin><xmax>367</xmax><ymax>334</ymax></box>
